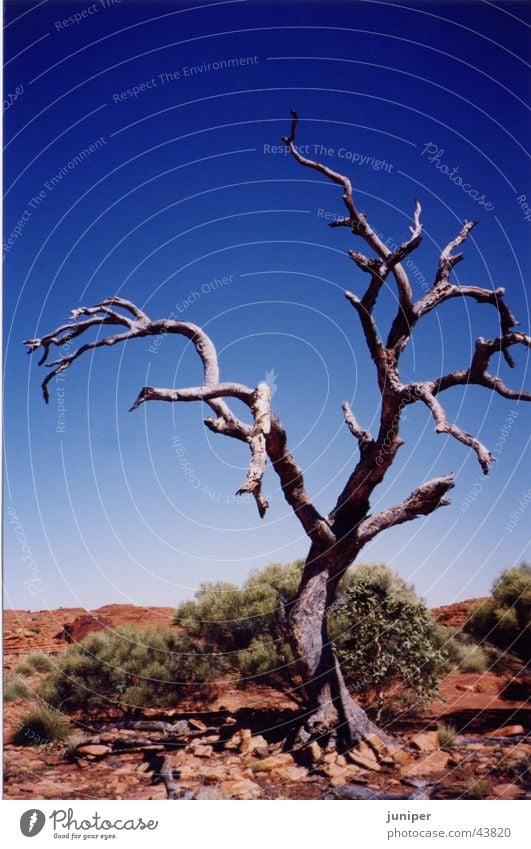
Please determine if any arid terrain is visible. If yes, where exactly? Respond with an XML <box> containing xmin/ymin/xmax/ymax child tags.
<box><xmin>3</xmin><ymin>601</ymin><xmax>530</xmax><ymax>801</ymax></box>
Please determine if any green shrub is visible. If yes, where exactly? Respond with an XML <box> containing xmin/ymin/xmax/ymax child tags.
<box><xmin>14</xmin><ymin>661</ymin><xmax>34</xmax><ymax>677</ymax></box>
<box><xmin>174</xmin><ymin>561</ymin><xmax>303</xmax><ymax>694</ymax></box>
<box><xmin>26</xmin><ymin>653</ymin><xmax>54</xmax><ymax>673</ymax></box>
<box><xmin>39</xmin><ymin>625</ymin><xmax>224</xmax><ymax>713</ymax></box>
<box><xmin>3</xmin><ymin>676</ymin><xmax>33</xmax><ymax>702</ymax></box>
<box><xmin>504</xmin><ymin>755</ymin><xmax>531</xmax><ymax>786</ymax></box>
<box><xmin>467</xmin><ymin>563</ymin><xmax>530</xmax><ymax>661</ymax></box>
<box><xmin>437</xmin><ymin>722</ymin><xmax>457</xmax><ymax>749</ymax></box>
<box><xmin>15</xmin><ymin>653</ymin><xmax>54</xmax><ymax>676</ymax></box>
<box><xmin>434</xmin><ymin>626</ymin><xmax>490</xmax><ymax>674</ymax></box>
<box><xmin>14</xmin><ymin>705</ymin><xmax>71</xmax><ymax>747</ymax></box>
<box><xmin>330</xmin><ymin>564</ymin><xmax>446</xmax><ymax>718</ymax></box>
<box><xmin>173</xmin><ymin>560</ymin><xmax>490</xmax><ymax>712</ymax></box>
<box><xmin>464</xmin><ymin>779</ymin><xmax>491</xmax><ymax>800</ymax></box>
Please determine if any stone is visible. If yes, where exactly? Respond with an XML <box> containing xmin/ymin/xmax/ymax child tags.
<box><xmin>220</xmin><ymin>778</ymin><xmax>262</xmax><ymax>799</ymax></box>
<box><xmin>251</xmin><ymin>753</ymin><xmax>294</xmax><ymax>772</ymax></box>
<box><xmin>492</xmin><ymin>725</ymin><xmax>525</xmax><ymax>737</ymax></box>
<box><xmin>402</xmin><ymin>750</ymin><xmax>450</xmax><ymax>777</ymax></box>
<box><xmin>270</xmin><ymin>765</ymin><xmax>308</xmax><ymax>782</ymax></box>
<box><xmin>491</xmin><ymin>783</ymin><xmax>525</xmax><ymax>800</ymax></box>
<box><xmin>409</xmin><ymin>732</ymin><xmax>439</xmax><ymax>752</ymax></box>
<box><xmin>308</xmin><ymin>741</ymin><xmax>322</xmax><ymax>764</ymax></box>
<box><xmin>355</xmin><ymin>742</ymin><xmax>379</xmax><ymax>762</ymax></box>
<box><xmin>188</xmin><ymin>718</ymin><xmax>207</xmax><ymax>731</ymax></box>
<box><xmin>189</xmin><ymin>741</ymin><xmax>213</xmax><ymax>758</ymax></box>
<box><xmin>76</xmin><ymin>745</ymin><xmax>111</xmax><ymax>759</ymax></box>
<box><xmin>201</xmin><ymin>768</ymin><xmax>228</xmax><ymax>784</ymax></box>
<box><xmin>389</xmin><ymin>746</ymin><xmax>411</xmax><ymax>765</ymax></box>
<box><xmin>346</xmin><ymin>750</ymin><xmax>381</xmax><ymax>772</ymax></box>
<box><xmin>363</xmin><ymin>732</ymin><xmax>389</xmax><ymax>757</ymax></box>
<box><xmin>242</xmin><ymin>734</ymin><xmax>269</xmax><ymax>757</ymax></box>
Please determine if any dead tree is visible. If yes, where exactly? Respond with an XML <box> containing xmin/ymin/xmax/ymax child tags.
<box><xmin>25</xmin><ymin>111</ymin><xmax>530</xmax><ymax>752</ymax></box>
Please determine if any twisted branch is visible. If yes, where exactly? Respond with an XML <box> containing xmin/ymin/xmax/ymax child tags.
<box><xmin>356</xmin><ymin>475</ymin><xmax>455</xmax><ymax>547</ymax></box>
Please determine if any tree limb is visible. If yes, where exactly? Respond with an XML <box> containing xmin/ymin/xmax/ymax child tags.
<box><xmin>356</xmin><ymin>474</ymin><xmax>455</xmax><ymax>547</ymax></box>
<box><xmin>413</xmin><ymin>385</ymin><xmax>494</xmax><ymax>474</ymax></box>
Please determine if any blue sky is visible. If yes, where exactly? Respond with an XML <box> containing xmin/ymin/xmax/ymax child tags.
<box><xmin>4</xmin><ymin>0</ymin><xmax>530</xmax><ymax>612</ymax></box>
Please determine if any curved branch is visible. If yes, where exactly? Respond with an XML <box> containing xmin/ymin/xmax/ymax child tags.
<box><xmin>414</xmin><ymin>385</ymin><xmax>494</xmax><ymax>473</ymax></box>
<box><xmin>281</xmin><ymin>110</ymin><xmax>390</xmax><ymax>260</ymax></box>
<box><xmin>342</xmin><ymin>401</ymin><xmax>373</xmax><ymax>451</ymax></box>
<box><xmin>356</xmin><ymin>474</ymin><xmax>455</xmax><ymax>547</ymax></box>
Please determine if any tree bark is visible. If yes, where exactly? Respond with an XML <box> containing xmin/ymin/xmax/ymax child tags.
<box><xmin>286</xmin><ymin>545</ymin><xmax>392</xmax><ymax>752</ymax></box>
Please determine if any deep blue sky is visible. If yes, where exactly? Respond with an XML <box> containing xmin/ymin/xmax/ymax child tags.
<box><xmin>4</xmin><ymin>0</ymin><xmax>530</xmax><ymax>612</ymax></box>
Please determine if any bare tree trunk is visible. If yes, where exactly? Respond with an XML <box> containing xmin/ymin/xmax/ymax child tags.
<box><xmin>287</xmin><ymin>546</ymin><xmax>391</xmax><ymax>753</ymax></box>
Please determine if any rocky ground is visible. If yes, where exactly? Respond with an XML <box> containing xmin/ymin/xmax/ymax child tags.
<box><xmin>3</xmin><ymin>602</ymin><xmax>530</xmax><ymax>801</ymax></box>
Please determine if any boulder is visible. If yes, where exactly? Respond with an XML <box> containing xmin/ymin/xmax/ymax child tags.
<box><xmin>402</xmin><ymin>750</ymin><xmax>449</xmax><ymax>777</ymax></box>
<box><xmin>76</xmin><ymin>745</ymin><xmax>111</xmax><ymax>759</ymax></box>
<box><xmin>363</xmin><ymin>732</ymin><xmax>389</xmax><ymax>757</ymax></box>
<box><xmin>242</xmin><ymin>733</ymin><xmax>268</xmax><ymax>757</ymax></box>
<box><xmin>308</xmin><ymin>741</ymin><xmax>322</xmax><ymax>764</ymax></box>
<box><xmin>270</xmin><ymin>765</ymin><xmax>308</xmax><ymax>782</ymax></box>
<box><xmin>220</xmin><ymin>778</ymin><xmax>262</xmax><ymax>799</ymax></box>
<box><xmin>491</xmin><ymin>783</ymin><xmax>525</xmax><ymax>800</ymax></box>
<box><xmin>252</xmin><ymin>753</ymin><xmax>294</xmax><ymax>772</ymax></box>
<box><xmin>188</xmin><ymin>742</ymin><xmax>213</xmax><ymax>758</ymax></box>
<box><xmin>346</xmin><ymin>750</ymin><xmax>381</xmax><ymax>772</ymax></box>
<box><xmin>409</xmin><ymin>731</ymin><xmax>439</xmax><ymax>752</ymax></box>
<box><xmin>491</xmin><ymin>725</ymin><xmax>525</xmax><ymax>737</ymax></box>
<box><xmin>188</xmin><ymin>718</ymin><xmax>207</xmax><ymax>731</ymax></box>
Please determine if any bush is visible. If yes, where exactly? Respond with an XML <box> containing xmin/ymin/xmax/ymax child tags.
<box><xmin>173</xmin><ymin>560</ymin><xmax>490</xmax><ymax>711</ymax></box>
<box><xmin>504</xmin><ymin>755</ymin><xmax>531</xmax><ymax>786</ymax></box>
<box><xmin>3</xmin><ymin>675</ymin><xmax>33</xmax><ymax>702</ymax></box>
<box><xmin>464</xmin><ymin>779</ymin><xmax>491</xmax><ymax>800</ymax></box>
<box><xmin>15</xmin><ymin>654</ymin><xmax>54</xmax><ymax>676</ymax></box>
<box><xmin>434</xmin><ymin>626</ymin><xmax>490</xmax><ymax>674</ymax></box>
<box><xmin>330</xmin><ymin>564</ymin><xmax>447</xmax><ymax>718</ymax></box>
<box><xmin>38</xmin><ymin>625</ymin><xmax>224</xmax><ymax>713</ymax></box>
<box><xmin>467</xmin><ymin>562</ymin><xmax>530</xmax><ymax>661</ymax></box>
<box><xmin>437</xmin><ymin>722</ymin><xmax>457</xmax><ymax>749</ymax></box>
<box><xmin>14</xmin><ymin>705</ymin><xmax>71</xmax><ymax>747</ymax></box>
<box><xmin>14</xmin><ymin>661</ymin><xmax>35</xmax><ymax>677</ymax></box>
<box><xmin>174</xmin><ymin>561</ymin><xmax>303</xmax><ymax>694</ymax></box>
<box><xmin>26</xmin><ymin>653</ymin><xmax>54</xmax><ymax>673</ymax></box>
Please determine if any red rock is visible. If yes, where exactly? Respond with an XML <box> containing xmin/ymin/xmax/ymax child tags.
<box><xmin>252</xmin><ymin>753</ymin><xmax>294</xmax><ymax>772</ymax></box>
<box><xmin>76</xmin><ymin>745</ymin><xmax>111</xmax><ymax>758</ymax></box>
<box><xmin>403</xmin><ymin>750</ymin><xmax>449</xmax><ymax>777</ymax></box>
<box><xmin>220</xmin><ymin>778</ymin><xmax>262</xmax><ymax>799</ymax></box>
<box><xmin>346</xmin><ymin>750</ymin><xmax>381</xmax><ymax>771</ymax></box>
<box><xmin>410</xmin><ymin>731</ymin><xmax>439</xmax><ymax>752</ymax></box>
<box><xmin>492</xmin><ymin>725</ymin><xmax>525</xmax><ymax>737</ymax></box>
<box><xmin>491</xmin><ymin>783</ymin><xmax>525</xmax><ymax>800</ymax></box>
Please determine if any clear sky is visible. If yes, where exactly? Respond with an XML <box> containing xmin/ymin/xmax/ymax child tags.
<box><xmin>3</xmin><ymin>0</ymin><xmax>530</xmax><ymax>613</ymax></box>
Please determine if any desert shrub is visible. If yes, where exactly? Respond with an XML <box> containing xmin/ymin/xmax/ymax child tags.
<box><xmin>14</xmin><ymin>660</ymin><xmax>34</xmax><ymax>677</ymax></box>
<box><xmin>504</xmin><ymin>755</ymin><xmax>531</xmax><ymax>786</ymax></box>
<box><xmin>14</xmin><ymin>705</ymin><xmax>71</xmax><ymax>747</ymax></box>
<box><xmin>174</xmin><ymin>559</ymin><xmax>490</xmax><ymax>709</ymax></box>
<box><xmin>330</xmin><ymin>564</ymin><xmax>447</xmax><ymax>718</ymax></box>
<box><xmin>3</xmin><ymin>675</ymin><xmax>33</xmax><ymax>702</ymax></box>
<box><xmin>38</xmin><ymin>625</ymin><xmax>224</xmax><ymax>713</ymax></box>
<box><xmin>437</xmin><ymin>722</ymin><xmax>457</xmax><ymax>749</ymax></box>
<box><xmin>174</xmin><ymin>561</ymin><xmax>303</xmax><ymax>694</ymax></box>
<box><xmin>434</xmin><ymin>626</ymin><xmax>490</xmax><ymax>674</ymax></box>
<box><xmin>467</xmin><ymin>562</ymin><xmax>530</xmax><ymax>661</ymax></box>
<box><xmin>464</xmin><ymin>779</ymin><xmax>491</xmax><ymax>800</ymax></box>
<box><xmin>15</xmin><ymin>653</ymin><xmax>54</xmax><ymax>676</ymax></box>
<box><xmin>26</xmin><ymin>653</ymin><xmax>54</xmax><ymax>673</ymax></box>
